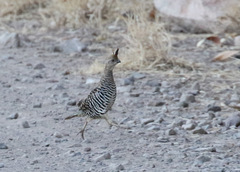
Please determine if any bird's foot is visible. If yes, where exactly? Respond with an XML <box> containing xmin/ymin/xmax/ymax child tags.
<box><xmin>77</xmin><ymin>129</ymin><xmax>85</xmax><ymax>140</ymax></box>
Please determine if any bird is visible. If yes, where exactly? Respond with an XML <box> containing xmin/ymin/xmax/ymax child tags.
<box><xmin>65</xmin><ymin>49</ymin><xmax>122</xmax><ymax>139</ymax></box>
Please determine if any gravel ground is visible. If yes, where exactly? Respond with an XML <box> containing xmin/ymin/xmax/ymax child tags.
<box><xmin>1</xmin><ymin>28</ymin><xmax>240</xmax><ymax>172</ymax></box>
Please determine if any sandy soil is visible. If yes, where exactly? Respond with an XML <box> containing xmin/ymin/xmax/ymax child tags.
<box><xmin>1</xmin><ymin>26</ymin><xmax>240</xmax><ymax>172</ymax></box>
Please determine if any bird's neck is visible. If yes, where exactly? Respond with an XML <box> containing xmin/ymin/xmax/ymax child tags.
<box><xmin>101</xmin><ymin>67</ymin><xmax>114</xmax><ymax>82</ymax></box>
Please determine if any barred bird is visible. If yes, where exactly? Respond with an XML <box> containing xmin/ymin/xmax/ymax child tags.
<box><xmin>65</xmin><ymin>49</ymin><xmax>122</xmax><ymax>139</ymax></box>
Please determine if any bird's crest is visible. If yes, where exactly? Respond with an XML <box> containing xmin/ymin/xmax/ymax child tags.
<box><xmin>112</xmin><ymin>48</ymin><xmax>119</xmax><ymax>60</ymax></box>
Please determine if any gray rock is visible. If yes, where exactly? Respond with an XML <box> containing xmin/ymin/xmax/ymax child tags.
<box><xmin>54</xmin><ymin>132</ymin><xmax>63</xmax><ymax>138</ymax></box>
<box><xmin>123</xmin><ymin>76</ymin><xmax>134</xmax><ymax>85</ymax></box>
<box><xmin>225</xmin><ymin>113</ymin><xmax>240</xmax><ymax>129</ymax></box>
<box><xmin>53</xmin><ymin>84</ymin><xmax>65</xmax><ymax>90</ymax></box>
<box><xmin>0</xmin><ymin>163</ymin><xmax>4</xmax><ymax>168</ymax></box>
<box><xmin>116</xmin><ymin>164</ymin><xmax>125</xmax><ymax>171</ymax></box>
<box><xmin>67</xmin><ymin>100</ymin><xmax>77</xmax><ymax>106</ymax></box>
<box><xmin>208</xmin><ymin>112</ymin><xmax>216</xmax><ymax>119</ymax></box>
<box><xmin>180</xmin><ymin>101</ymin><xmax>189</xmax><ymax>108</ymax></box>
<box><xmin>147</xmin><ymin>125</ymin><xmax>161</xmax><ymax>131</ymax></box>
<box><xmin>193</xmin><ymin>128</ymin><xmax>208</xmax><ymax>134</ymax></box>
<box><xmin>0</xmin><ymin>32</ymin><xmax>21</xmax><ymax>48</ymax></box>
<box><xmin>148</xmin><ymin>101</ymin><xmax>165</xmax><ymax>107</ymax></box>
<box><xmin>234</xmin><ymin>35</ymin><xmax>240</xmax><ymax>46</ymax></box>
<box><xmin>197</xmin><ymin>155</ymin><xmax>211</xmax><ymax>164</ymax></box>
<box><xmin>22</xmin><ymin>121</ymin><xmax>30</xmax><ymax>128</ymax></box>
<box><xmin>0</xmin><ymin>143</ymin><xmax>8</xmax><ymax>149</ymax></box>
<box><xmin>146</xmin><ymin>80</ymin><xmax>161</xmax><ymax>87</ymax></box>
<box><xmin>33</xmin><ymin>103</ymin><xmax>42</xmax><ymax>108</ymax></box>
<box><xmin>207</xmin><ymin>105</ymin><xmax>221</xmax><ymax>112</ymax></box>
<box><xmin>182</xmin><ymin>123</ymin><xmax>196</xmax><ymax>130</ymax></box>
<box><xmin>7</xmin><ymin>113</ymin><xmax>19</xmax><ymax>119</ymax></box>
<box><xmin>84</xmin><ymin>147</ymin><xmax>91</xmax><ymax>152</ymax></box>
<box><xmin>190</xmin><ymin>82</ymin><xmax>200</xmax><ymax>95</ymax></box>
<box><xmin>167</xmin><ymin>129</ymin><xmax>177</xmax><ymax>135</ymax></box>
<box><xmin>131</xmin><ymin>72</ymin><xmax>146</xmax><ymax>80</ymax></box>
<box><xmin>157</xmin><ymin>137</ymin><xmax>169</xmax><ymax>143</ymax></box>
<box><xmin>34</xmin><ymin>63</ymin><xmax>46</xmax><ymax>70</ymax></box>
<box><xmin>141</xmin><ymin>118</ymin><xmax>154</xmax><ymax>126</ymax></box>
<box><xmin>180</xmin><ymin>93</ymin><xmax>195</xmax><ymax>103</ymax></box>
<box><xmin>53</xmin><ymin>38</ymin><xmax>87</xmax><ymax>54</ymax></box>
<box><xmin>95</xmin><ymin>153</ymin><xmax>111</xmax><ymax>162</ymax></box>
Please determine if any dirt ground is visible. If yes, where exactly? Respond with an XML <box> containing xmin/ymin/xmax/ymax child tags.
<box><xmin>1</xmin><ymin>12</ymin><xmax>240</xmax><ymax>172</ymax></box>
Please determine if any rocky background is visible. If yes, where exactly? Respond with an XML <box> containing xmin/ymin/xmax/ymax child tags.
<box><xmin>1</xmin><ymin>0</ymin><xmax>240</xmax><ymax>172</ymax></box>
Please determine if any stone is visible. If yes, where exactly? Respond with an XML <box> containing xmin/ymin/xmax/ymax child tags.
<box><xmin>34</xmin><ymin>63</ymin><xmax>45</xmax><ymax>70</ymax></box>
<box><xmin>67</xmin><ymin>100</ymin><xmax>77</xmax><ymax>106</ymax></box>
<box><xmin>0</xmin><ymin>163</ymin><xmax>4</xmax><ymax>168</ymax></box>
<box><xmin>207</xmin><ymin>105</ymin><xmax>221</xmax><ymax>112</ymax></box>
<box><xmin>116</xmin><ymin>164</ymin><xmax>125</xmax><ymax>171</ymax></box>
<box><xmin>197</xmin><ymin>155</ymin><xmax>211</xmax><ymax>164</ymax></box>
<box><xmin>146</xmin><ymin>80</ymin><xmax>161</xmax><ymax>87</ymax></box>
<box><xmin>54</xmin><ymin>132</ymin><xmax>63</xmax><ymax>138</ymax></box>
<box><xmin>0</xmin><ymin>32</ymin><xmax>21</xmax><ymax>48</ymax></box>
<box><xmin>53</xmin><ymin>38</ymin><xmax>87</xmax><ymax>54</ymax></box>
<box><xmin>225</xmin><ymin>113</ymin><xmax>240</xmax><ymax>129</ymax></box>
<box><xmin>180</xmin><ymin>93</ymin><xmax>195</xmax><ymax>103</ymax></box>
<box><xmin>123</xmin><ymin>76</ymin><xmax>134</xmax><ymax>85</ymax></box>
<box><xmin>182</xmin><ymin>123</ymin><xmax>196</xmax><ymax>130</ymax></box>
<box><xmin>84</xmin><ymin>147</ymin><xmax>91</xmax><ymax>152</ymax></box>
<box><xmin>208</xmin><ymin>112</ymin><xmax>216</xmax><ymax>119</ymax></box>
<box><xmin>0</xmin><ymin>143</ymin><xmax>8</xmax><ymax>149</ymax></box>
<box><xmin>6</xmin><ymin>113</ymin><xmax>19</xmax><ymax>119</ymax></box>
<box><xmin>141</xmin><ymin>118</ymin><xmax>154</xmax><ymax>126</ymax></box>
<box><xmin>95</xmin><ymin>153</ymin><xmax>111</xmax><ymax>162</ymax></box>
<box><xmin>193</xmin><ymin>128</ymin><xmax>208</xmax><ymax>134</ymax></box>
<box><xmin>33</xmin><ymin>103</ymin><xmax>42</xmax><ymax>108</ymax></box>
<box><xmin>180</xmin><ymin>101</ymin><xmax>189</xmax><ymax>108</ymax></box>
<box><xmin>167</xmin><ymin>129</ymin><xmax>177</xmax><ymax>135</ymax></box>
<box><xmin>157</xmin><ymin>137</ymin><xmax>169</xmax><ymax>143</ymax></box>
<box><xmin>234</xmin><ymin>35</ymin><xmax>240</xmax><ymax>46</ymax></box>
<box><xmin>22</xmin><ymin>121</ymin><xmax>30</xmax><ymax>128</ymax></box>
<box><xmin>147</xmin><ymin>125</ymin><xmax>161</xmax><ymax>131</ymax></box>
<box><xmin>131</xmin><ymin>72</ymin><xmax>146</xmax><ymax>80</ymax></box>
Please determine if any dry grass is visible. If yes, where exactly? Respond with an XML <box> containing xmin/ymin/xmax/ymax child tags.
<box><xmin>120</xmin><ymin>6</ymin><xmax>171</xmax><ymax>70</ymax></box>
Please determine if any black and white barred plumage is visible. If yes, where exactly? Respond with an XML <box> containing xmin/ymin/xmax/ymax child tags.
<box><xmin>65</xmin><ymin>49</ymin><xmax>121</xmax><ymax>139</ymax></box>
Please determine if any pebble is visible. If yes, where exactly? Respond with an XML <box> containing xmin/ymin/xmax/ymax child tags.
<box><xmin>54</xmin><ymin>132</ymin><xmax>63</xmax><ymax>138</ymax></box>
<box><xmin>207</xmin><ymin>105</ymin><xmax>221</xmax><ymax>112</ymax></box>
<box><xmin>146</xmin><ymin>80</ymin><xmax>161</xmax><ymax>87</ymax></box>
<box><xmin>0</xmin><ymin>143</ymin><xmax>8</xmax><ymax>149</ymax></box>
<box><xmin>157</xmin><ymin>137</ymin><xmax>169</xmax><ymax>143</ymax></box>
<box><xmin>196</xmin><ymin>155</ymin><xmax>211</xmax><ymax>164</ymax></box>
<box><xmin>84</xmin><ymin>147</ymin><xmax>91</xmax><ymax>152</ymax></box>
<box><xmin>180</xmin><ymin>93</ymin><xmax>195</xmax><ymax>103</ymax></box>
<box><xmin>54</xmin><ymin>38</ymin><xmax>87</xmax><ymax>54</ymax></box>
<box><xmin>123</xmin><ymin>76</ymin><xmax>134</xmax><ymax>85</ymax></box>
<box><xmin>208</xmin><ymin>112</ymin><xmax>216</xmax><ymax>119</ymax></box>
<box><xmin>0</xmin><ymin>163</ymin><xmax>4</xmax><ymax>168</ymax></box>
<box><xmin>167</xmin><ymin>128</ymin><xmax>177</xmax><ymax>135</ymax></box>
<box><xmin>115</xmin><ymin>164</ymin><xmax>125</xmax><ymax>171</ymax></box>
<box><xmin>147</xmin><ymin>125</ymin><xmax>161</xmax><ymax>131</ymax></box>
<box><xmin>131</xmin><ymin>72</ymin><xmax>146</xmax><ymax>80</ymax></box>
<box><xmin>190</xmin><ymin>82</ymin><xmax>200</xmax><ymax>95</ymax></box>
<box><xmin>22</xmin><ymin>121</ymin><xmax>30</xmax><ymax>128</ymax></box>
<box><xmin>67</xmin><ymin>100</ymin><xmax>77</xmax><ymax>106</ymax></box>
<box><xmin>6</xmin><ymin>113</ymin><xmax>19</xmax><ymax>119</ymax></box>
<box><xmin>95</xmin><ymin>153</ymin><xmax>111</xmax><ymax>162</ymax></box>
<box><xmin>33</xmin><ymin>103</ymin><xmax>42</xmax><ymax>108</ymax></box>
<box><xmin>148</xmin><ymin>101</ymin><xmax>165</xmax><ymax>107</ymax></box>
<box><xmin>53</xmin><ymin>84</ymin><xmax>65</xmax><ymax>90</ymax></box>
<box><xmin>0</xmin><ymin>32</ymin><xmax>21</xmax><ymax>48</ymax></box>
<box><xmin>141</xmin><ymin>118</ymin><xmax>154</xmax><ymax>126</ymax></box>
<box><xmin>180</xmin><ymin>101</ymin><xmax>189</xmax><ymax>108</ymax></box>
<box><xmin>182</xmin><ymin>123</ymin><xmax>196</xmax><ymax>130</ymax></box>
<box><xmin>34</xmin><ymin>63</ymin><xmax>46</xmax><ymax>70</ymax></box>
<box><xmin>225</xmin><ymin>113</ymin><xmax>240</xmax><ymax>129</ymax></box>
<box><xmin>193</xmin><ymin>128</ymin><xmax>208</xmax><ymax>134</ymax></box>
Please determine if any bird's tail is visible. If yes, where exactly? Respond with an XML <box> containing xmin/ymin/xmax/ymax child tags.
<box><xmin>65</xmin><ymin>110</ymin><xmax>84</xmax><ymax>120</ymax></box>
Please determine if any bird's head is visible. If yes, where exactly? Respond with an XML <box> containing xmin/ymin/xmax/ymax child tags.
<box><xmin>105</xmin><ymin>49</ymin><xmax>121</xmax><ymax>70</ymax></box>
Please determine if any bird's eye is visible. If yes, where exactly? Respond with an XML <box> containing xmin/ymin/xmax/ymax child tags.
<box><xmin>111</xmin><ymin>59</ymin><xmax>115</xmax><ymax>62</ymax></box>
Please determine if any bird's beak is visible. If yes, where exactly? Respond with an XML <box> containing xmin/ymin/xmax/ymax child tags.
<box><xmin>117</xmin><ymin>59</ymin><xmax>121</xmax><ymax>63</ymax></box>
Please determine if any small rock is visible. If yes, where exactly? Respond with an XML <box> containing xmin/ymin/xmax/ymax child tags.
<box><xmin>33</xmin><ymin>103</ymin><xmax>42</xmax><ymax>108</ymax></box>
<box><xmin>146</xmin><ymin>80</ymin><xmax>161</xmax><ymax>87</ymax></box>
<box><xmin>95</xmin><ymin>153</ymin><xmax>111</xmax><ymax>162</ymax></box>
<box><xmin>123</xmin><ymin>76</ymin><xmax>134</xmax><ymax>85</ymax></box>
<box><xmin>191</xmin><ymin>82</ymin><xmax>200</xmax><ymax>94</ymax></box>
<box><xmin>53</xmin><ymin>84</ymin><xmax>65</xmax><ymax>90</ymax></box>
<box><xmin>197</xmin><ymin>155</ymin><xmax>211</xmax><ymax>164</ymax></box>
<box><xmin>131</xmin><ymin>72</ymin><xmax>146</xmax><ymax>80</ymax></box>
<box><xmin>167</xmin><ymin>129</ymin><xmax>177</xmax><ymax>135</ymax></box>
<box><xmin>7</xmin><ymin>113</ymin><xmax>19</xmax><ymax>119</ymax></box>
<box><xmin>182</xmin><ymin>123</ymin><xmax>196</xmax><ymax>130</ymax></box>
<box><xmin>207</xmin><ymin>105</ymin><xmax>221</xmax><ymax>112</ymax></box>
<box><xmin>193</xmin><ymin>128</ymin><xmax>208</xmax><ymax>134</ymax></box>
<box><xmin>0</xmin><ymin>143</ymin><xmax>8</xmax><ymax>149</ymax></box>
<box><xmin>54</xmin><ymin>132</ymin><xmax>63</xmax><ymax>138</ymax></box>
<box><xmin>149</xmin><ymin>101</ymin><xmax>165</xmax><ymax>107</ymax></box>
<box><xmin>130</xmin><ymin>93</ymin><xmax>140</xmax><ymax>97</ymax></box>
<box><xmin>0</xmin><ymin>32</ymin><xmax>21</xmax><ymax>48</ymax></box>
<box><xmin>116</xmin><ymin>164</ymin><xmax>125</xmax><ymax>171</ymax></box>
<box><xmin>84</xmin><ymin>147</ymin><xmax>91</xmax><ymax>152</ymax></box>
<box><xmin>157</xmin><ymin>137</ymin><xmax>169</xmax><ymax>143</ymax></box>
<box><xmin>208</xmin><ymin>112</ymin><xmax>216</xmax><ymax>119</ymax></box>
<box><xmin>234</xmin><ymin>35</ymin><xmax>240</xmax><ymax>46</ymax></box>
<box><xmin>180</xmin><ymin>101</ymin><xmax>189</xmax><ymax>108</ymax></box>
<box><xmin>141</xmin><ymin>118</ymin><xmax>154</xmax><ymax>126</ymax></box>
<box><xmin>67</xmin><ymin>100</ymin><xmax>77</xmax><ymax>106</ymax></box>
<box><xmin>30</xmin><ymin>160</ymin><xmax>39</xmax><ymax>165</ymax></box>
<box><xmin>180</xmin><ymin>93</ymin><xmax>195</xmax><ymax>103</ymax></box>
<box><xmin>72</xmin><ymin>152</ymin><xmax>82</xmax><ymax>157</ymax></box>
<box><xmin>22</xmin><ymin>121</ymin><xmax>30</xmax><ymax>128</ymax></box>
<box><xmin>225</xmin><ymin>113</ymin><xmax>240</xmax><ymax>129</ymax></box>
<box><xmin>147</xmin><ymin>125</ymin><xmax>161</xmax><ymax>131</ymax></box>
<box><xmin>0</xmin><ymin>163</ymin><xmax>4</xmax><ymax>168</ymax></box>
<box><xmin>34</xmin><ymin>63</ymin><xmax>45</xmax><ymax>70</ymax></box>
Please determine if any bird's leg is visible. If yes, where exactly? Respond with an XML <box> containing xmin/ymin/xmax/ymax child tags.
<box><xmin>77</xmin><ymin>117</ymin><xmax>92</xmax><ymax>139</ymax></box>
<box><xmin>102</xmin><ymin>115</ymin><xmax>120</xmax><ymax>128</ymax></box>
<box><xmin>65</xmin><ymin>110</ymin><xmax>84</xmax><ymax>120</ymax></box>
